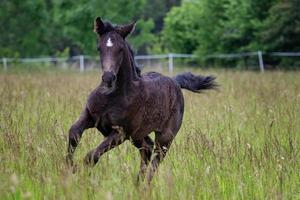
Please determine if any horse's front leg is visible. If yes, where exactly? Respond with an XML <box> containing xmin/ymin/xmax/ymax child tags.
<box><xmin>66</xmin><ymin>107</ymin><xmax>94</xmax><ymax>166</ymax></box>
<box><xmin>84</xmin><ymin>126</ymin><xmax>127</xmax><ymax>166</ymax></box>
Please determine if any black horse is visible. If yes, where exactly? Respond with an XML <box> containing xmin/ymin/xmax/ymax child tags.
<box><xmin>66</xmin><ymin>17</ymin><xmax>217</xmax><ymax>182</ymax></box>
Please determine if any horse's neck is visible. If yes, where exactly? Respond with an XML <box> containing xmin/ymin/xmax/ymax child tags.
<box><xmin>116</xmin><ymin>46</ymin><xmax>139</xmax><ymax>94</ymax></box>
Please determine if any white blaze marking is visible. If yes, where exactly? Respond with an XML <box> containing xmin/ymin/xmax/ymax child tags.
<box><xmin>106</xmin><ymin>38</ymin><xmax>113</xmax><ymax>47</ymax></box>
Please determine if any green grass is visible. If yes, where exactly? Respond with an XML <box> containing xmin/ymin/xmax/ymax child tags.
<box><xmin>0</xmin><ymin>69</ymin><xmax>299</xmax><ymax>199</ymax></box>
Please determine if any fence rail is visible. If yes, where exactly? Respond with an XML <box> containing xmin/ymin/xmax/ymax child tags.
<box><xmin>2</xmin><ymin>51</ymin><xmax>300</xmax><ymax>73</ymax></box>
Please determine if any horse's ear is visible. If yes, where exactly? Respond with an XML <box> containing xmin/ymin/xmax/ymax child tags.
<box><xmin>94</xmin><ymin>17</ymin><xmax>105</xmax><ymax>36</ymax></box>
<box><xmin>116</xmin><ymin>21</ymin><xmax>136</xmax><ymax>38</ymax></box>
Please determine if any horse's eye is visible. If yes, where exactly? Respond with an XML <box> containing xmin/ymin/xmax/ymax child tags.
<box><xmin>97</xmin><ymin>47</ymin><xmax>101</xmax><ymax>52</ymax></box>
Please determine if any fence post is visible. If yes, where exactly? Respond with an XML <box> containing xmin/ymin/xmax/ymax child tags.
<box><xmin>258</xmin><ymin>51</ymin><xmax>264</xmax><ymax>72</ymax></box>
<box><xmin>79</xmin><ymin>55</ymin><xmax>84</xmax><ymax>72</ymax></box>
<box><xmin>168</xmin><ymin>53</ymin><xmax>173</xmax><ymax>74</ymax></box>
<box><xmin>2</xmin><ymin>58</ymin><xmax>7</xmax><ymax>71</ymax></box>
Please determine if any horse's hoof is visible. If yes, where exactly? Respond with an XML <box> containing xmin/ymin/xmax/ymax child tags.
<box><xmin>135</xmin><ymin>175</ymin><xmax>143</xmax><ymax>187</ymax></box>
<box><xmin>65</xmin><ymin>154</ymin><xmax>74</xmax><ymax>167</ymax></box>
<box><xmin>83</xmin><ymin>150</ymin><xmax>98</xmax><ymax>167</ymax></box>
<box><xmin>136</xmin><ymin>173</ymin><xmax>144</xmax><ymax>183</ymax></box>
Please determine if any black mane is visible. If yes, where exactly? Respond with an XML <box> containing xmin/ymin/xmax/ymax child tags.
<box><xmin>127</xmin><ymin>43</ymin><xmax>141</xmax><ymax>77</ymax></box>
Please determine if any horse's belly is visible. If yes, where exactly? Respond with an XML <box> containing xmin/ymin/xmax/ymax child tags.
<box><xmin>128</xmin><ymin>105</ymin><xmax>170</xmax><ymax>139</ymax></box>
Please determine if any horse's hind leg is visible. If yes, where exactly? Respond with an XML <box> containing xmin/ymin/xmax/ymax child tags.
<box><xmin>66</xmin><ymin>107</ymin><xmax>94</xmax><ymax>166</ymax></box>
<box><xmin>146</xmin><ymin>129</ymin><xmax>176</xmax><ymax>183</ymax></box>
<box><xmin>132</xmin><ymin>136</ymin><xmax>154</xmax><ymax>182</ymax></box>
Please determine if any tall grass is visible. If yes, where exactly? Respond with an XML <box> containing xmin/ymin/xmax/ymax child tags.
<box><xmin>0</xmin><ymin>69</ymin><xmax>299</xmax><ymax>199</ymax></box>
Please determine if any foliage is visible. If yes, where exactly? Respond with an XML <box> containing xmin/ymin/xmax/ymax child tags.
<box><xmin>0</xmin><ymin>0</ymin><xmax>51</xmax><ymax>56</ymax></box>
<box><xmin>129</xmin><ymin>19</ymin><xmax>156</xmax><ymax>54</ymax></box>
<box><xmin>1</xmin><ymin>0</ymin><xmax>300</xmax><ymax>68</ymax></box>
<box><xmin>143</xmin><ymin>0</ymin><xmax>181</xmax><ymax>33</ymax></box>
<box><xmin>256</xmin><ymin>0</ymin><xmax>300</xmax><ymax>52</ymax></box>
<box><xmin>162</xmin><ymin>2</ymin><xmax>202</xmax><ymax>54</ymax></box>
<box><xmin>0</xmin><ymin>0</ymin><xmax>169</xmax><ymax>57</ymax></box>
<box><xmin>219</xmin><ymin>0</ymin><xmax>275</xmax><ymax>53</ymax></box>
<box><xmin>162</xmin><ymin>0</ymin><xmax>300</xmax><ymax>67</ymax></box>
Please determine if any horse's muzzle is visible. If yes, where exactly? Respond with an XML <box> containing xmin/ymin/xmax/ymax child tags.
<box><xmin>102</xmin><ymin>72</ymin><xmax>116</xmax><ymax>87</ymax></box>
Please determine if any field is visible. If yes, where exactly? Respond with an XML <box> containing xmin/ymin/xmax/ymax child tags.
<box><xmin>0</xmin><ymin>69</ymin><xmax>299</xmax><ymax>199</ymax></box>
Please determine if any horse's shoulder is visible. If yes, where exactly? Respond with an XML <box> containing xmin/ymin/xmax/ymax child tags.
<box><xmin>87</xmin><ymin>87</ymin><xmax>104</xmax><ymax>100</ymax></box>
<box><xmin>86</xmin><ymin>87</ymin><xmax>108</xmax><ymax>113</ymax></box>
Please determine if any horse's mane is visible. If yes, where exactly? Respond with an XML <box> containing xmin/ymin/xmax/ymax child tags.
<box><xmin>127</xmin><ymin>43</ymin><xmax>141</xmax><ymax>77</ymax></box>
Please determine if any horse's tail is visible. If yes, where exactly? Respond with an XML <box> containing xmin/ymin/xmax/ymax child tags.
<box><xmin>173</xmin><ymin>72</ymin><xmax>218</xmax><ymax>93</ymax></box>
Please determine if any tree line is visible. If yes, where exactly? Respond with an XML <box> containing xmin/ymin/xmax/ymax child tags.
<box><xmin>0</xmin><ymin>0</ymin><xmax>179</xmax><ymax>57</ymax></box>
<box><xmin>1</xmin><ymin>0</ymin><xmax>299</xmax><ymax>67</ymax></box>
<box><xmin>163</xmin><ymin>0</ymin><xmax>300</xmax><ymax>67</ymax></box>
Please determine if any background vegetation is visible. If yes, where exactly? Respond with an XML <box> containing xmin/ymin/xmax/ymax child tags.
<box><xmin>0</xmin><ymin>0</ymin><xmax>179</xmax><ymax>56</ymax></box>
<box><xmin>1</xmin><ymin>0</ymin><xmax>300</xmax><ymax>67</ymax></box>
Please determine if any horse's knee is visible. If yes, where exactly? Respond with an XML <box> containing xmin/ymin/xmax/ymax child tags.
<box><xmin>133</xmin><ymin>137</ymin><xmax>153</xmax><ymax>159</ymax></box>
<box><xmin>155</xmin><ymin>133</ymin><xmax>173</xmax><ymax>149</ymax></box>
<box><xmin>145</xmin><ymin>136</ymin><xmax>154</xmax><ymax>149</ymax></box>
<box><xmin>132</xmin><ymin>137</ymin><xmax>153</xmax><ymax>150</ymax></box>
<box><xmin>153</xmin><ymin>137</ymin><xmax>172</xmax><ymax>161</ymax></box>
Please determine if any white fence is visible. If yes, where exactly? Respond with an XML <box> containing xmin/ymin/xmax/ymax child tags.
<box><xmin>1</xmin><ymin>54</ymin><xmax>196</xmax><ymax>73</ymax></box>
<box><xmin>2</xmin><ymin>51</ymin><xmax>300</xmax><ymax>73</ymax></box>
<box><xmin>206</xmin><ymin>51</ymin><xmax>265</xmax><ymax>72</ymax></box>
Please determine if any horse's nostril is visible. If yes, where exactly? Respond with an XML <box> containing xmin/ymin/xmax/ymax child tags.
<box><xmin>102</xmin><ymin>75</ymin><xmax>107</xmax><ymax>82</ymax></box>
<box><xmin>102</xmin><ymin>72</ymin><xmax>116</xmax><ymax>86</ymax></box>
<box><xmin>112</xmin><ymin>74</ymin><xmax>116</xmax><ymax>81</ymax></box>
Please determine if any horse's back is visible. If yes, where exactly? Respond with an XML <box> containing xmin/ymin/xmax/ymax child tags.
<box><xmin>141</xmin><ymin>71</ymin><xmax>183</xmax><ymax>101</ymax></box>
<box><xmin>142</xmin><ymin>72</ymin><xmax>179</xmax><ymax>88</ymax></box>
<box><xmin>142</xmin><ymin>71</ymin><xmax>162</xmax><ymax>80</ymax></box>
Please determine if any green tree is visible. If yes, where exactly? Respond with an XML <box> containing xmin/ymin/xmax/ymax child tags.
<box><xmin>162</xmin><ymin>2</ymin><xmax>202</xmax><ymax>53</ymax></box>
<box><xmin>219</xmin><ymin>0</ymin><xmax>275</xmax><ymax>53</ymax></box>
<box><xmin>0</xmin><ymin>0</ymin><xmax>51</xmax><ymax>57</ymax></box>
<box><xmin>162</xmin><ymin>0</ymin><xmax>226</xmax><ymax>55</ymax></box>
<box><xmin>257</xmin><ymin>0</ymin><xmax>300</xmax><ymax>52</ymax></box>
<box><xmin>129</xmin><ymin>19</ymin><xmax>156</xmax><ymax>54</ymax></box>
<box><xmin>194</xmin><ymin>0</ymin><xmax>227</xmax><ymax>56</ymax></box>
<box><xmin>143</xmin><ymin>0</ymin><xmax>180</xmax><ymax>33</ymax></box>
<box><xmin>50</xmin><ymin>0</ymin><xmax>149</xmax><ymax>55</ymax></box>
<box><xmin>0</xmin><ymin>0</ymin><xmax>160</xmax><ymax>57</ymax></box>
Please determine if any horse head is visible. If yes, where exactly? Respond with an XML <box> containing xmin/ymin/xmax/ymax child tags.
<box><xmin>94</xmin><ymin>17</ymin><xmax>136</xmax><ymax>94</ymax></box>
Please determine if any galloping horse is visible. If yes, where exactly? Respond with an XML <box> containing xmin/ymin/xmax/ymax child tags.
<box><xmin>66</xmin><ymin>17</ymin><xmax>217</xmax><ymax>182</ymax></box>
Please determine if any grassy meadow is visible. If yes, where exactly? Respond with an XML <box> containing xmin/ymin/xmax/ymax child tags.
<box><xmin>0</xmin><ymin>69</ymin><xmax>299</xmax><ymax>199</ymax></box>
